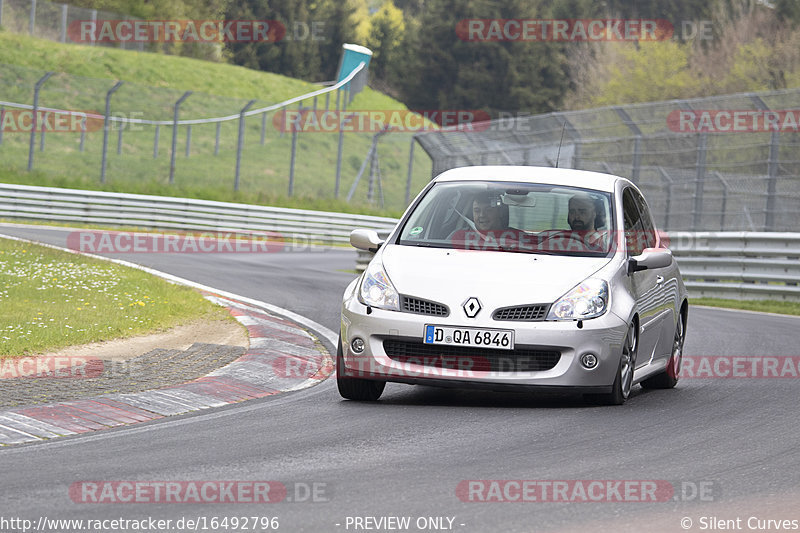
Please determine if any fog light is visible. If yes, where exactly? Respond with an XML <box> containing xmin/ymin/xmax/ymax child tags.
<box><xmin>580</xmin><ymin>353</ymin><xmax>598</xmax><ymax>369</ymax></box>
<box><xmin>351</xmin><ymin>337</ymin><xmax>365</xmax><ymax>353</ymax></box>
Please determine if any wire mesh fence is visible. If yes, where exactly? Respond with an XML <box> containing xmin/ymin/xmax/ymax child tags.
<box><xmin>412</xmin><ymin>90</ymin><xmax>800</xmax><ymax>232</ymax></box>
<box><xmin>0</xmin><ymin>61</ymin><xmax>433</xmax><ymax>213</ymax></box>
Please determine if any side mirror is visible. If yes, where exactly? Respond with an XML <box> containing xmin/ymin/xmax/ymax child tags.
<box><xmin>628</xmin><ymin>248</ymin><xmax>672</xmax><ymax>274</ymax></box>
<box><xmin>350</xmin><ymin>229</ymin><xmax>384</xmax><ymax>252</ymax></box>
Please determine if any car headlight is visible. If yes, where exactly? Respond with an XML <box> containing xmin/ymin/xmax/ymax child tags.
<box><xmin>547</xmin><ymin>279</ymin><xmax>608</xmax><ymax>320</ymax></box>
<box><xmin>358</xmin><ymin>259</ymin><xmax>400</xmax><ymax>311</ymax></box>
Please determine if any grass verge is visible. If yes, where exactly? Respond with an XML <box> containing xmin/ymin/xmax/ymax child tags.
<box><xmin>692</xmin><ymin>298</ymin><xmax>800</xmax><ymax>317</ymax></box>
<box><xmin>0</xmin><ymin>236</ymin><xmax>232</xmax><ymax>358</ymax></box>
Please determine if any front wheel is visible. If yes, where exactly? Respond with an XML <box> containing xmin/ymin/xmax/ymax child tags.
<box><xmin>336</xmin><ymin>335</ymin><xmax>385</xmax><ymax>401</ymax></box>
<box><xmin>641</xmin><ymin>312</ymin><xmax>685</xmax><ymax>390</ymax></box>
<box><xmin>589</xmin><ymin>321</ymin><xmax>638</xmax><ymax>406</ymax></box>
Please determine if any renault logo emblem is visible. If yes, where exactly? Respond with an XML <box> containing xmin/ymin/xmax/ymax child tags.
<box><xmin>462</xmin><ymin>297</ymin><xmax>481</xmax><ymax>318</ymax></box>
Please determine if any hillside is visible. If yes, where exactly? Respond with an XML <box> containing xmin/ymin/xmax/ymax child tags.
<box><xmin>0</xmin><ymin>32</ymin><xmax>430</xmax><ymax>216</ymax></box>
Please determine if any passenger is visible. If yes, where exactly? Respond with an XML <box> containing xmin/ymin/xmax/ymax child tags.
<box><xmin>472</xmin><ymin>192</ymin><xmax>509</xmax><ymax>232</ymax></box>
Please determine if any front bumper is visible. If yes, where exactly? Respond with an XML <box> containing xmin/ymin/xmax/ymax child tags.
<box><xmin>340</xmin><ymin>293</ymin><xmax>629</xmax><ymax>391</ymax></box>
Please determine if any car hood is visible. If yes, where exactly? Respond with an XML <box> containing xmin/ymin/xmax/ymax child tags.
<box><xmin>380</xmin><ymin>244</ymin><xmax>612</xmax><ymax>309</ymax></box>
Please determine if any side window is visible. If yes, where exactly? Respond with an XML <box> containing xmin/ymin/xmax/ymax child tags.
<box><xmin>632</xmin><ymin>191</ymin><xmax>657</xmax><ymax>249</ymax></box>
<box><xmin>622</xmin><ymin>188</ymin><xmax>645</xmax><ymax>256</ymax></box>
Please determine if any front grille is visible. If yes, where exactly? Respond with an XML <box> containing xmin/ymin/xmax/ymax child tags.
<box><xmin>401</xmin><ymin>296</ymin><xmax>449</xmax><ymax>316</ymax></box>
<box><xmin>493</xmin><ymin>304</ymin><xmax>549</xmax><ymax>321</ymax></box>
<box><xmin>383</xmin><ymin>339</ymin><xmax>560</xmax><ymax>372</ymax></box>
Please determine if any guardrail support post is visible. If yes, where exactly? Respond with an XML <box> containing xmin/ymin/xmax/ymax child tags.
<box><xmin>235</xmin><ymin>99</ymin><xmax>256</xmax><ymax>192</ymax></box>
<box><xmin>28</xmin><ymin>71</ymin><xmax>53</xmax><ymax>171</ymax></box>
<box><xmin>289</xmin><ymin>101</ymin><xmax>301</xmax><ymax>196</ymax></box>
<box><xmin>100</xmin><ymin>80</ymin><xmax>123</xmax><ymax>183</ymax></box>
<box><xmin>169</xmin><ymin>91</ymin><xmax>191</xmax><ymax>185</ymax></box>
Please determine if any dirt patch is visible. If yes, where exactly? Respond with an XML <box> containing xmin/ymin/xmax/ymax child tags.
<box><xmin>32</xmin><ymin>319</ymin><xmax>248</xmax><ymax>363</ymax></box>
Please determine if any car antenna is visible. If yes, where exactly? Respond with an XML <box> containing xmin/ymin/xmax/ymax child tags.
<box><xmin>555</xmin><ymin>120</ymin><xmax>567</xmax><ymax>168</ymax></box>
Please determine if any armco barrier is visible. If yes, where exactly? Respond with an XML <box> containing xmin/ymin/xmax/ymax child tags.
<box><xmin>1</xmin><ymin>183</ymin><xmax>798</xmax><ymax>301</ymax></box>
<box><xmin>356</xmin><ymin>228</ymin><xmax>800</xmax><ymax>303</ymax></box>
<box><xmin>0</xmin><ymin>183</ymin><xmax>398</xmax><ymax>243</ymax></box>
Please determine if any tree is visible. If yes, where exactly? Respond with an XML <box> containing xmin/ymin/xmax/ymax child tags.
<box><xmin>366</xmin><ymin>1</ymin><xmax>406</xmax><ymax>81</ymax></box>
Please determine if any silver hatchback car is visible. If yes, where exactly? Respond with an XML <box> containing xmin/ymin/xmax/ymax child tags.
<box><xmin>339</xmin><ymin>166</ymin><xmax>688</xmax><ymax>405</ymax></box>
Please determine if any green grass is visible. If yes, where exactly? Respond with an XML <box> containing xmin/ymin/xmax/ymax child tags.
<box><xmin>0</xmin><ymin>32</ymin><xmax>433</xmax><ymax>215</ymax></box>
<box><xmin>0</xmin><ymin>237</ymin><xmax>233</xmax><ymax>358</ymax></box>
<box><xmin>692</xmin><ymin>298</ymin><xmax>800</xmax><ymax>317</ymax></box>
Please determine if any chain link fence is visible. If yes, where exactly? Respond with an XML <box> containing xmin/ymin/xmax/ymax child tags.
<box><xmin>0</xmin><ymin>0</ymin><xmax>222</xmax><ymax>58</ymax></box>
<box><xmin>0</xmin><ymin>61</ymin><xmax>433</xmax><ymax>212</ymax></box>
<box><xmin>412</xmin><ymin>89</ymin><xmax>800</xmax><ymax>232</ymax></box>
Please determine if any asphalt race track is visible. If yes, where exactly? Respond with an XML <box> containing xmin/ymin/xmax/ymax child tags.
<box><xmin>1</xmin><ymin>224</ymin><xmax>799</xmax><ymax>533</ymax></box>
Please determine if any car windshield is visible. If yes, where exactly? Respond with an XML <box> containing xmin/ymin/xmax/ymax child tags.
<box><xmin>396</xmin><ymin>180</ymin><xmax>615</xmax><ymax>257</ymax></box>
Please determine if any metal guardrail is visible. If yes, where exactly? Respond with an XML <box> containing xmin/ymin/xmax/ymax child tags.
<box><xmin>353</xmin><ymin>226</ymin><xmax>800</xmax><ymax>302</ymax></box>
<box><xmin>0</xmin><ymin>183</ymin><xmax>398</xmax><ymax>243</ymax></box>
<box><xmin>1</xmin><ymin>183</ymin><xmax>798</xmax><ymax>301</ymax></box>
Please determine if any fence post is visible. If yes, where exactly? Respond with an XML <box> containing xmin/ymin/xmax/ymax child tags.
<box><xmin>693</xmin><ymin>132</ymin><xmax>707</xmax><ymax>229</ymax></box>
<box><xmin>335</xmin><ymin>89</ymin><xmax>344</xmax><ymax>197</ymax></box>
<box><xmin>29</xmin><ymin>0</ymin><xmax>36</xmax><ymax>35</ymax></box>
<box><xmin>0</xmin><ymin>106</ymin><xmax>4</xmax><ymax>146</ymax></box>
<box><xmin>235</xmin><ymin>99</ymin><xmax>256</xmax><ymax>192</ymax></box>
<box><xmin>0</xmin><ymin>0</ymin><xmax>4</xmax><ymax>28</ymax></box>
<box><xmin>153</xmin><ymin>125</ymin><xmax>159</xmax><ymax>158</ymax></box>
<box><xmin>60</xmin><ymin>3</ymin><xmax>67</xmax><ymax>43</ymax></box>
<box><xmin>712</xmin><ymin>171</ymin><xmax>729</xmax><ymax>231</ymax></box>
<box><xmin>117</xmin><ymin>119</ymin><xmax>123</xmax><ymax>154</ymax></box>
<box><xmin>406</xmin><ymin>136</ymin><xmax>415</xmax><ymax>205</ymax></box>
<box><xmin>79</xmin><ymin>127</ymin><xmax>85</xmax><ymax>152</ymax></box>
<box><xmin>614</xmin><ymin>107</ymin><xmax>642</xmax><ymax>182</ymax></box>
<box><xmin>750</xmin><ymin>95</ymin><xmax>779</xmax><ymax>230</ymax></box>
<box><xmin>185</xmin><ymin>124</ymin><xmax>191</xmax><ymax>157</ymax></box>
<box><xmin>169</xmin><ymin>91</ymin><xmax>191</xmax><ymax>185</ymax></box>
<box><xmin>656</xmin><ymin>166</ymin><xmax>673</xmax><ymax>230</ymax></box>
<box><xmin>28</xmin><ymin>71</ymin><xmax>53</xmax><ymax>171</ymax></box>
<box><xmin>89</xmin><ymin>9</ymin><xmax>97</xmax><ymax>45</ymax></box>
<box><xmin>214</xmin><ymin>122</ymin><xmax>220</xmax><ymax>155</ymax></box>
<box><xmin>260</xmin><ymin>112</ymin><xmax>266</xmax><ymax>145</ymax></box>
<box><xmin>289</xmin><ymin>101</ymin><xmax>302</xmax><ymax>196</ymax></box>
<box><xmin>100</xmin><ymin>80</ymin><xmax>123</xmax><ymax>183</ymax></box>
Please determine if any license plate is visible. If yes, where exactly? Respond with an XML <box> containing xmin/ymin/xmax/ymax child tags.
<box><xmin>424</xmin><ymin>325</ymin><xmax>515</xmax><ymax>350</ymax></box>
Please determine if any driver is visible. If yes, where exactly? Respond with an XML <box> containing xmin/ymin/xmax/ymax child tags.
<box><xmin>567</xmin><ymin>193</ymin><xmax>608</xmax><ymax>251</ymax></box>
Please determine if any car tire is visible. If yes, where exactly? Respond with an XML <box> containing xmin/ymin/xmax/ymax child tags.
<box><xmin>336</xmin><ymin>335</ymin><xmax>385</xmax><ymax>401</ymax></box>
<box><xmin>589</xmin><ymin>320</ymin><xmax>638</xmax><ymax>406</ymax></box>
<box><xmin>641</xmin><ymin>311</ymin><xmax>685</xmax><ymax>390</ymax></box>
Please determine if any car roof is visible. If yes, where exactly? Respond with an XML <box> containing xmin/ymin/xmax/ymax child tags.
<box><xmin>433</xmin><ymin>166</ymin><xmax>622</xmax><ymax>193</ymax></box>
